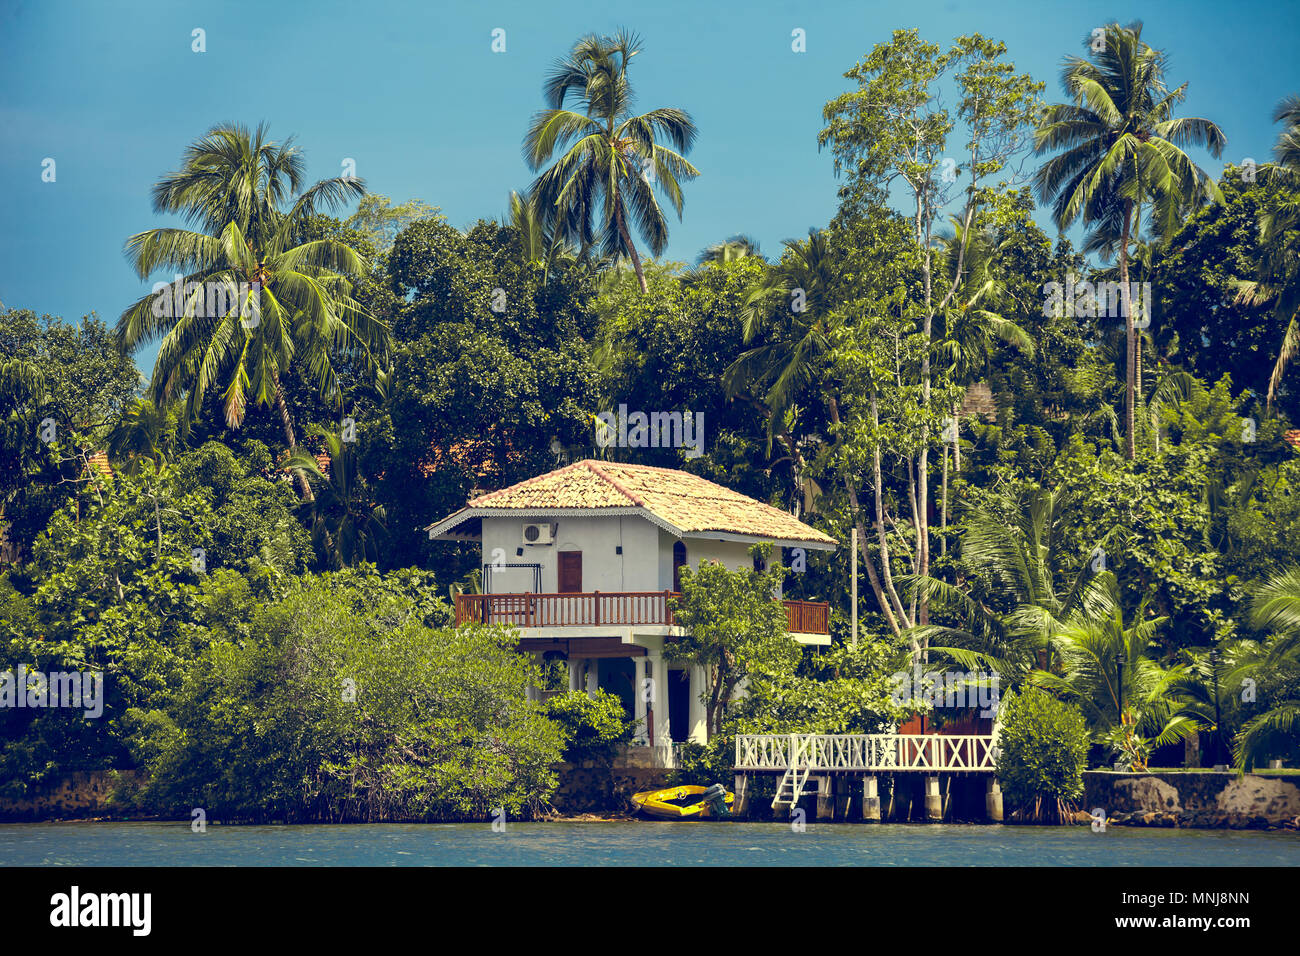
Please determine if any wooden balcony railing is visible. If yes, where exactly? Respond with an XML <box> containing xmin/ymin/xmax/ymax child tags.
<box><xmin>782</xmin><ymin>599</ymin><xmax>830</xmax><ymax>636</ymax></box>
<box><xmin>454</xmin><ymin>591</ymin><xmax>831</xmax><ymax>635</ymax></box>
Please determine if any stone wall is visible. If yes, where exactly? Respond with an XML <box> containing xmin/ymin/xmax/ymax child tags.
<box><xmin>551</xmin><ymin>760</ymin><xmax>672</xmax><ymax>814</ymax></box>
<box><xmin>0</xmin><ymin>771</ymin><xmax>138</xmax><ymax>821</ymax></box>
<box><xmin>1084</xmin><ymin>770</ymin><xmax>1300</xmax><ymax>828</ymax></box>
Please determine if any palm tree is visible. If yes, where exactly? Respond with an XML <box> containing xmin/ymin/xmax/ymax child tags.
<box><xmin>722</xmin><ymin>228</ymin><xmax>841</xmax><ymax>516</ymax></box>
<box><xmin>116</xmin><ymin>123</ymin><xmax>387</xmax><ymax>501</ymax></box>
<box><xmin>1086</xmin><ymin>214</ymin><xmax>1168</xmax><ymax>405</ymax></box>
<box><xmin>1033</xmin><ymin>21</ymin><xmax>1225</xmax><ymax>459</ymax></box>
<box><xmin>723</xmin><ymin>229</ymin><xmax>839</xmax><ymax>444</ymax></box>
<box><xmin>1230</xmin><ymin>567</ymin><xmax>1300</xmax><ymax>770</ymax></box>
<box><xmin>911</xmin><ymin>486</ymin><xmax>1111</xmax><ymax>684</ymax></box>
<box><xmin>0</xmin><ymin>358</ymin><xmax>45</xmax><ymax>400</ymax></box>
<box><xmin>1144</xmin><ymin>369</ymin><xmax>1205</xmax><ymax>455</ymax></box>
<box><xmin>523</xmin><ymin>30</ymin><xmax>700</xmax><ymax>294</ymax></box>
<box><xmin>935</xmin><ymin>221</ymin><xmax>1035</xmax><ymax>381</ymax></box>
<box><xmin>697</xmin><ymin>235</ymin><xmax>762</xmax><ymax>265</ymax></box>
<box><xmin>504</xmin><ymin>190</ymin><xmax>576</xmax><ymax>280</ymax></box>
<box><xmin>1029</xmin><ymin>573</ymin><xmax>1199</xmax><ymax>771</ymax></box>
<box><xmin>287</xmin><ymin>425</ymin><xmax>387</xmax><ymax>568</ymax></box>
<box><xmin>105</xmin><ymin>398</ymin><xmax>183</xmax><ymax>474</ymax></box>
<box><xmin>680</xmin><ymin>235</ymin><xmax>764</xmax><ymax>290</ymax></box>
<box><xmin>1233</xmin><ymin>96</ymin><xmax>1300</xmax><ymax>411</ymax></box>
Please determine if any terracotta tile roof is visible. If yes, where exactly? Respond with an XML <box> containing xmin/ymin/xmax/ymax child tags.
<box><xmin>960</xmin><ymin>382</ymin><xmax>998</xmax><ymax>419</ymax></box>
<box><xmin>86</xmin><ymin>451</ymin><xmax>113</xmax><ymax>477</ymax></box>
<box><xmin>431</xmin><ymin>459</ymin><xmax>837</xmax><ymax>548</ymax></box>
<box><xmin>1285</xmin><ymin>429</ymin><xmax>1300</xmax><ymax>451</ymax></box>
<box><xmin>420</xmin><ymin>437</ymin><xmax>502</xmax><ymax>478</ymax></box>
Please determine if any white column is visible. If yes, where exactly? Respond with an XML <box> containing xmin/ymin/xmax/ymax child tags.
<box><xmin>647</xmin><ymin>653</ymin><xmax>668</xmax><ymax>745</ymax></box>
<box><xmin>633</xmin><ymin>657</ymin><xmax>649</xmax><ymax>744</ymax></box>
<box><xmin>569</xmin><ymin>658</ymin><xmax>584</xmax><ymax>692</ymax></box>
<box><xmin>658</xmin><ymin>661</ymin><xmax>672</xmax><ymax>744</ymax></box>
<box><xmin>688</xmin><ymin>664</ymin><xmax>708</xmax><ymax>744</ymax></box>
<box><xmin>585</xmin><ymin>660</ymin><xmax>599</xmax><ymax>698</ymax></box>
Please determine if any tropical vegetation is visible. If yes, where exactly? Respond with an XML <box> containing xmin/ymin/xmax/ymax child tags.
<box><xmin>3</xmin><ymin>23</ymin><xmax>1299</xmax><ymax>821</ymax></box>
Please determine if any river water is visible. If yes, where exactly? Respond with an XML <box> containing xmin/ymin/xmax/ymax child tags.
<box><xmin>2</xmin><ymin>821</ymin><xmax>1297</xmax><ymax>866</ymax></box>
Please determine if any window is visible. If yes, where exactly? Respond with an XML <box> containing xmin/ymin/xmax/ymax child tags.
<box><xmin>672</xmin><ymin>541</ymin><xmax>687</xmax><ymax>592</ymax></box>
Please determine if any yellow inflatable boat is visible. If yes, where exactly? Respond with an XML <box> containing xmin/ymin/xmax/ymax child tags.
<box><xmin>630</xmin><ymin>783</ymin><xmax>733</xmax><ymax>819</ymax></box>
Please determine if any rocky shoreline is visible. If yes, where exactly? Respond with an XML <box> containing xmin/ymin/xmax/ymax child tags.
<box><xmin>1072</xmin><ymin>808</ymin><xmax>1300</xmax><ymax>830</ymax></box>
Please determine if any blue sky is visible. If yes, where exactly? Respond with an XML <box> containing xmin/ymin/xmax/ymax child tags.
<box><xmin>2</xmin><ymin>0</ymin><xmax>1297</xmax><ymax>376</ymax></box>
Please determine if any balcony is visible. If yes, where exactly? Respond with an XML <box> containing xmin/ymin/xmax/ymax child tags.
<box><xmin>454</xmin><ymin>591</ymin><xmax>831</xmax><ymax>635</ymax></box>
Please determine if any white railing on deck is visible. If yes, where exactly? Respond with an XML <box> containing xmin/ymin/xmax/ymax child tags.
<box><xmin>734</xmin><ymin>734</ymin><xmax>996</xmax><ymax>772</ymax></box>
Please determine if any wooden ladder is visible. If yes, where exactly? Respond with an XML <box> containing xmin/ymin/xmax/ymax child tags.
<box><xmin>771</xmin><ymin>765</ymin><xmax>812</xmax><ymax>810</ymax></box>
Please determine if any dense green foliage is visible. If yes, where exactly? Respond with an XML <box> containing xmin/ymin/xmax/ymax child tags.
<box><xmin>667</xmin><ymin>546</ymin><xmax>796</xmax><ymax>737</ymax></box>
<box><xmin>3</xmin><ymin>23</ymin><xmax>1299</xmax><ymax>820</ymax></box>
<box><xmin>995</xmin><ymin>688</ymin><xmax>1090</xmax><ymax>822</ymax></box>
<box><xmin>543</xmin><ymin>690</ymin><xmax>636</xmax><ymax>764</ymax></box>
<box><xmin>123</xmin><ymin>578</ymin><xmax>561</xmax><ymax>821</ymax></box>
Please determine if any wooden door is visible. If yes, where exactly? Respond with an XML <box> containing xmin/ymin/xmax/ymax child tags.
<box><xmin>558</xmin><ymin>551</ymin><xmax>583</xmax><ymax>592</ymax></box>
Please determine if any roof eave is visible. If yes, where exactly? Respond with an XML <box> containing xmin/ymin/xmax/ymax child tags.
<box><xmin>425</xmin><ymin>506</ymin><xmax>836</xmax><ymax>550</ymax></box>
<box><xmin>425</xmin><ymin>506</ymin><xmax>667</xmax><ymax>538</ymax></box>
<box><xmin>679</xmin><ymin>529</ymin><xmax>837</xmax><ymax>551</ymax></box>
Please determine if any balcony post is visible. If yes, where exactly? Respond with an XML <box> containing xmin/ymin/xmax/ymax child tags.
<box><xmin>593</xmin><ymin>590</ymin><xmax>600</xmax><ymax>626</ymax></box>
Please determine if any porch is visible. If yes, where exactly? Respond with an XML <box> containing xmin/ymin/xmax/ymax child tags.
<box><xmin>454</xmin><ymin>590</ymin><xmax>831</xmax><ymax>638</ymax></box>
<box><xmin>521</xmin><ymin>637</ymin><xmax>707</xmax><ymax>751</ymax></box>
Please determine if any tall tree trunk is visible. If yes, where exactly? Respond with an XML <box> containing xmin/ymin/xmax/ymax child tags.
<box><xmin>867</xmin><ymin>390</ymin><xmax>909</xmax><ymax>626</ymax></box>
<box><xmin>952</xmin><ymin>400</ymin><xmax>961</xmax><ymax>472</ymax></box>
<box><xmin>943</xmin><ymin>399</ymin><xmax>960</xmax><ymax>558</ymax></box>
<box><xmin>1135</xmin><ymin>330</ymin><xmax>1143</xmax><ymax>418</ymax></box>
<box><xmin>940</xmin><ymin>444</ymin><xmax>949</xmax><ymax>558</ymax></box>
<box><xmin>614</xmin><ymin>198</ymin><xmax>649</xmax><ymax>294</ymax></box>
<box><xmin>778</xmin><ymin>427</ymin><xmax>805</xmax><ymax>516</ymax></box>
<box><xmin>1134</xmin><ymin>205</ymin><xmax>1144</xmax><ymax>420</ymax></box>
<box><xmin>274</xmin><ymin>374</ymin><xmax>315</xmax><ymax>502</ymax></box>
<box><xmin>1120</xmin><ymin>199</ymin><xmax>1136</xmax><ymax>460</ymax></box>
<box><xmin>828</xmin><ymin>394</ymin><xmax>909</xmax><ymax>639</ymax></box>
<box><xmin>917</xmin><ymin>199</ymin><xmax>938</xmax><ymax>632</ymax></box>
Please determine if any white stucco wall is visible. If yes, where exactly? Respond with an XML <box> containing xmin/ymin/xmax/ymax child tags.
<box><xmin>480</xmin><ymin>515</ymin><xmax>660</xmax><ymax>592</ymax></box>
<box><xmin>659</xmin><ymin>530</ymin><xmax>784</xmax><ymax>597</ymax></box>
<box><xmin>478</xmin><ymin>515</ymin><xmax>787</xmax><ymax>595</ymax></box>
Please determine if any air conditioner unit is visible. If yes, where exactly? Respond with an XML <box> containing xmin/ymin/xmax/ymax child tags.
<box><xmin>522</xmin><ymin>522</ymin><xmax>556</xmax><ymax>546</ymax></box>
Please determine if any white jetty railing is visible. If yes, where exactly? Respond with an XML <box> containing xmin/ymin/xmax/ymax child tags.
<box><xmin>735</xmin><ymin>734</ymin><xmax>997</xmax><ymax>773</ymax></box>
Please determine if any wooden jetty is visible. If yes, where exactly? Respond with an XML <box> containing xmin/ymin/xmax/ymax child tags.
<box><xmin>732</xmin><ymin>733</ymin><xmax>1002</xmax><ymax>822</ymax></box>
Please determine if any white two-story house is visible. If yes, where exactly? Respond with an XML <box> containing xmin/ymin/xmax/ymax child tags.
<box><xmin>426</xmin><ymin>459</ymin><xmax>837</xmax><ymax>751</ymax></box>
